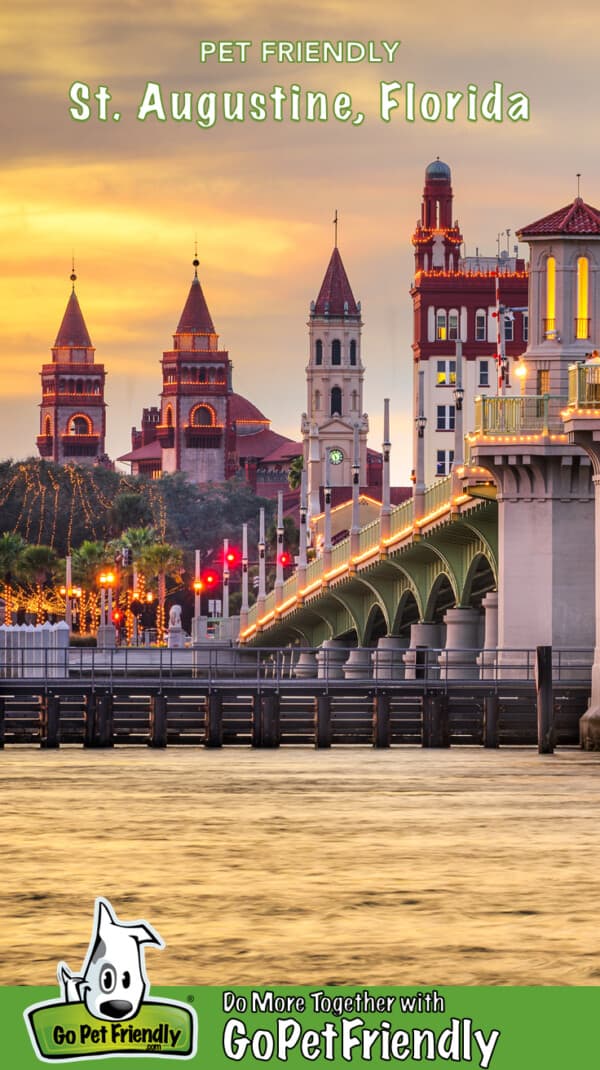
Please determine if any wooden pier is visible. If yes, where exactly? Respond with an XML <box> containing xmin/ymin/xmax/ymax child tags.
<box><xmin>0</xmin><ymin>676</ymin><xmax>588</xmax><ymax>749</ymax></box>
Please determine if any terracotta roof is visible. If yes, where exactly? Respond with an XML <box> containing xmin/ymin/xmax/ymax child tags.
<box><xmin>235</xmin><ymin>428</ymin><xmax>290</xmax><ymax>460</ymax></box>
<box><xmin>314</xmin><ymin>247</ymin><xmax>359</xmax><ymax>317</ymax></box>
<box><xmin>518</xmin><ymin>198</ymin><xmax>600</xmax><ymax>237</ymax></box>
<box><xmin>176</xmin><ymin>275</ymin><xmax>216</xmax><ymax>334</ymax></box>
<box><xmin>229</xmin><ymin>393</ymin><xmax>269</xmax><ymax>424</ymax></box>
<box><xmin>54</xmin><ymin>290</ymin><xmax>92</xmax><ymax>347</ymax></box>
<box><xmin>260</xmin><ymin>440</ymin><xmax>302</xmax><ymax>463</ymax></box>
<box><xmin>117</xmin><ymin>441</ymin><xmax>162</xmax><ymax>463</ymax></box>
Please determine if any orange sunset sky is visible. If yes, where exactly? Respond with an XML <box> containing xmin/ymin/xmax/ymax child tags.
<box><xmin>2</xmin><ymin>0</ymin><xmax>599</xmax><ymax>481</ymax></box>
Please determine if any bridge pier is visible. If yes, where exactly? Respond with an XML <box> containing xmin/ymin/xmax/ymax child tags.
<box><xmin>372</xmin><ymin>636</ymin><xmax>406</xmax><ymax>680</ymax></box>
<box><xmin>477</xmin><ymin>592</ymin><xmax>499</xmax><ymax>680</ymax></box>
<box><xmin>469</xmin><ymin>443</ymin><xmax>594</xmax><ymax>676</ymax></box>
<box><xmin>403</xmin><ymin>623</ymin><xmax>441</xmax><ymax>679</ymax></box>
<box><xmin>439</xmin><ymin>607</ymin><xmax>481</xmax><ymax>680</ymax></box>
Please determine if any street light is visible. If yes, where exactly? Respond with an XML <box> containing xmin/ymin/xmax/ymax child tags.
<box><xmin>453</xmin><ymin>384</ymin><xmax>465</xmax><ymax>411</ymax></box>
<box><xmin>515</xmin><ymin>360</ymin><xmax>527</xmax><ymax>396</ymax></box>
<box><xmin>415</xmin><ymin>414</ymin><xmax>427</xmax><ymax>439</ymax></box>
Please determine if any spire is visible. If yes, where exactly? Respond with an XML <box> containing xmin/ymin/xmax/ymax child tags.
<box><xmin>313</xmin><ymin>247</ymin><xmax>359</xmax><ymax>317</ymax></box>
<box><xmin>176</xmin><ymin>258</ymin><xmax>216</xmax><ymax>334</ymax></box>
<box><xmin>54</xmin><ymin>282</ymin><xmax>92</xmax><ymax>348</ymax></box>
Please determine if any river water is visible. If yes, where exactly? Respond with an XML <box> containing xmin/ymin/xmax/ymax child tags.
<box><xmin>1</xmin><ymin>746</ymin><xmax>599</xmax><ymax>987</ymax></box>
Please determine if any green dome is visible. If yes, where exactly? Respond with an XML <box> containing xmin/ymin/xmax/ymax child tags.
<box><xmin>426</xmin><ymin>158</ymin><xmax>451</xmax><ymax>181</ymax></box>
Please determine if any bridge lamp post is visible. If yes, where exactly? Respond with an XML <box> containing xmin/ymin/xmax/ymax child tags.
<box><xmin>515</xmin><ymin>360</ymin><xmax>528</xmax><ymax>396</ymax></box>
<box><xmin>414</xmin><ymin>370</ymin><xmax>427</xmax><ymax>519</ymax></box>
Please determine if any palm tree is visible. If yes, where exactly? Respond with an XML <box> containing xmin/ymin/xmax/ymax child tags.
<box><xmin>18</xmin><ymin>544</ymin><xmax>59</xmax><ymax>624</ymax></box>
<box><xmin>0</xmin><ymin>532</ymin><xmax>26</xmax><ymax>624</ymax></box>
<box><xmin>121</xmin><ymin>526</ymin><xmax>157</xmax><ymax>597</ymax></box>
<box><xmin>72</xmin><ymin>541</ymin><xmax>113</xmax><ymax>633</ymax></box>
<box><xmin>140</xmin><ymin>543</ymin><xmax>183</xmax><ymax>644</ymax></box>
<box><xmin>287</xmin><ymin>453</ymin><xmax>303</xmax><ymax>491</ymax></box>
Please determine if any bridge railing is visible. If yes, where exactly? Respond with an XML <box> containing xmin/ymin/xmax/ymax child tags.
<box><xmin>473</xmin><ymin>394</ymin><xmax>565</xmax><ymax>435</ymax></box>
<box><xmin>0</xmin><ymin>644</ymin><xmax>592</xmax><ymax>687</ymax></box>
<box><xmin>568</xmin><ymin>361</ymin><xmax>600</xmax><ymax>408</ymax></box>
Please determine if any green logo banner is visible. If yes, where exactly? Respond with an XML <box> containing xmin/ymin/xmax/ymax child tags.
<box><xmin>4</xmin><ymin>985</ymin><xmax>599</xmax><ymax>1067</ymax></box>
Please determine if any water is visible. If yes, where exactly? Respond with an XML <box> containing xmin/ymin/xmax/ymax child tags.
<box><xmin>1</xmin><ymin>746</ymin><xmax>599</xmax><ymax>987</ymax></box>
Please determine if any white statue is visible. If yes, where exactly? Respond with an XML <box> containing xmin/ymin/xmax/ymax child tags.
<box><xmin>168</xmin><ymin>604</ymin><xmax>182</xmax><ymax>629</ymax></box>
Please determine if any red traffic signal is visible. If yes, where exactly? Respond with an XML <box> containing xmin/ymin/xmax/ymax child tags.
<box><xmin>112</xmin><ymin>609</ymin><xmax>122</xmax><ymax>624</ymax></box>
<box><xmin>203</xmin><ymin>569</ymin><xmax>220</xmax><ymax>588</ymax></box>
<box><xmin>278</xmin><ymin>551</ymin><xmax>292</xmax><ymax>567</ymax></box>
<box><xmin>224</xmin><ymin>547</ymin><xmax>240</xmax><ymax>567</ymax></box>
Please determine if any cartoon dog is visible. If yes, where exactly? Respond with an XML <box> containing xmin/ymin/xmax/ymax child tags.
<box><xmin>57</xmin><ymin>897</ymin><xmax>164</xmax><ymax>1021</ymax></box>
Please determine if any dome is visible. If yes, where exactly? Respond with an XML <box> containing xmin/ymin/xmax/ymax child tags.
<box><xmin>425</xmin><ymin>158</ymin><xmax>451</xmax><ymax>181</ymax></box>
<box><xmin>229</xmin><ymin>393</ymin><xmax>269</xmax><ymax>425</ymax></box>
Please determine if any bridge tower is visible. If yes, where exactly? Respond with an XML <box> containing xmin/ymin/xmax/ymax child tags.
<box><xmin>469</xmin><ymin>194</ymin><xmax>600</xmax><ymax>662</ymax></box>
<box><xmin>302</xmin><ymin>241</ymin><xmax>368</xmax><ymax>518</ymax></box>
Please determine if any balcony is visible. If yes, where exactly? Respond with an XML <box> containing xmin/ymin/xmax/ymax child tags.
<box><xmin>60</xmin><ymin>433</ymin><xmax>100</xmax><ymax>458</ymax></box>
<box><xmin>543</xmin><ymin>318</ymin><xmax>558</xmax><ymax>339</ymax></box>
<box><xmin>156</xmin><ymin>424</ymin><xmax>175</xmax><ymax>448</ymax></box>
<box><xmin>568</xmin><ymin>361</ymin><xmax>600</xmax><ymax>409</ymax></box>
<box><xmin>473</xmin><ymin>395</ymin><xmax>565</xmax><ymax>437</ymax></box>
<box><xmin>36</xmin><ymin>434</ymin><xmax>54</xmax><ymax>457</ymax></box>
<box><xmin>574</xmin><ymin>318</ymin><xmax>591</xmax><ymax>341</ymax></box>
<box><xmin>184</xmin><ymin>425</ymin><xmax>223</xmax><ymax>449</ymax></box>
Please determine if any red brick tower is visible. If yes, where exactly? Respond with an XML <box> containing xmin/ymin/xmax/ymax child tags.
<box><xmin>158</xmin><ymin>258</ymin><xmax>236</xmax><ymax>482</ymax></box>
<box><xmin>37</xmin><ymin>269</ymin><xmax>106</xmax><ymax>464</ymax></box>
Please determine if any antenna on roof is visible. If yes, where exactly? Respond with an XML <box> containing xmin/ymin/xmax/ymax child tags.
<box><xmin>333</xmin><ymin>209</ymin><xmax>338</xmax><ymax>249</ymax></box>
<box><xmin>576</xmin><ymin>173</ymin><xmax>582</xmax><ymax>199</ymax></box>
<box><xmin>70</xmin><ymin>253</ymin><xmax>77</xmax><ymax>289</ymax></box>
<box><xmin>193</xmin><ymin>234</ymin><xmax>199</xmax><ymax>277</ymax></box>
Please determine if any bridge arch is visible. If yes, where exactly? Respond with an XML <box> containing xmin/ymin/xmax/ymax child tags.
<box><xmin>391</xmin><ymin>589</ymin><xmax>420</xmax><ymax>638</ymax></box>
<box><xmin>461</xmin><ymin>551</ymin><xmax>496</xmax><ymax>607</ymax></box>
<box><xmin>424</xmin><ymin>572</ymin><xmax>456</xmax><ymax>623</ymax></box>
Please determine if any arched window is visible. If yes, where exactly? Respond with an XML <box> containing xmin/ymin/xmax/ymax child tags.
<box><xmin>331</xmin><ymin>339</ymin><xmax>341</xmax><ymax>365</ymax></box>
<box><xmin>475</xmin><ymin>309</ymin><xmax>487</xmax><ymax>342</ymax></box>
<box><xmin>315</xmin><ymin>340</ymin><xmax>323</xmax><ymax>365</ymax></box>
<box><xmin>199</xmin><ymin>368</ymin><xmax>206</xmax><ymax>382</ymax></box>
<box><xmin>577</xmin><ymin>257</ymin><xmax>590</xmax><ymax>339</ymax></box>
<box><xmin>44</xmin><ymin>416</ymin><xmax>52</xmax><ymax>436</ymax></box>
<box><xmin>69</xmin><ymin>415</ymin><xmax>91</xmax><ymax>436</ymax></box>
<box><xmin>191</xmin><ymin>404</ymin><xmax>215</xmax><ymax>427</ymax></box>
<box><xmin>545</xmin><ymin>256</ymin><xmax>556</xmax><ymax>337</ymax></box>
<box><xmin>314</xmin><ymin>390</ymin><xmax>321</xmax><ymax>411</ymax></box>
<box><xmin>436</xmin><ymin>310</ymin><xmax>447</xmax><ymax>340</ymax></box>
<box><xmin>330</xmin><ymin>386</ymin><xmax>342</xmax><ymax>416</ymax></box>
<box><xmin>350</xmin><ymin>340</ymin><xmax>357</xmax><ymax>365</ymax></box>
<box><xmin>165</xmin><ymin>406</ymin><xmax>173</xmax><ymax>428</ymax></box>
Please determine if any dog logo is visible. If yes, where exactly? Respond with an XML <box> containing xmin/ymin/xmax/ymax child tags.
<box><xmin>25</xmin><ymin>897</ymin><xmax>197</xmax><ymax>1062</ymax></box>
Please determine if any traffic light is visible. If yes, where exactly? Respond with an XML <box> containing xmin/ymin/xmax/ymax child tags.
<box><xmin>278</xmin><ymin>551</ymin><xmax>292</xmax><ymax>567</ymax></box>
<box><xmin>122</xmin><ymin>547</ymin><xmax>132</xmax><ymax>566</ymax></box>
<box><xmin>203</xmin><ymin>569</ymin><xmax>220</xmax><ymax>589</ymax></box>
<box><xmin>112</xmin><ymin>608</ymin><xmax>122</xmax><ymax>624</ymax></box>
<box><xmin>224</xmin><ymin>547</ymin><xmax>240</xmax><ymax>568</ymax></box>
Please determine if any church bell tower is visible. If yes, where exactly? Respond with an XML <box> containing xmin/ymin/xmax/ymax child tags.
<box><xmin>301</xmin><ymin>234</ymin><xmax>368</xmax><ymax>517</ymax></box>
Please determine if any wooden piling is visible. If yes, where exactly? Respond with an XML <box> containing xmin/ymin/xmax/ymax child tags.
<box><xmin>149</xmin><ymin>694</ymin><xmax>168</xmax><ymax>748</ymax></box>
<box><xmin>422</xmin><ymin>693</ymin><xmax>450</xmax><ymax>748</ymax></box>
<box><xmin>96</xmin><ymin>693</ymin><xmax>114</xmax><ymax>747</ymax></box>
<box><xmin>261</xmin><ymin>692</ymin><xmax>281</xmax><ymax>748</ymax></box>
<box><xmin>373</xmin><ymin>692</ymin><xmax>391</xmax><ymax>748</ymax></box>
<box><xmin>483</xmin><ymin>694</ymin><xmax>499</xmax><ymax>748</ymax></box>
<box><xmin>536</xmin><ymin>645</ymin><xmax>554</xmax><ymax>754</ymax></box>
<box><xmin>41</xmin><ymin>694</ymin><xmax>60</xmax><ymax>749</ymax></box>
<box><xmin>315</xmin><ymin>693</ymin><xmax>331</xmax><ymax>748</ymax></box>
<box><xmin>205</xmin><ymin>690</ymin><xmax>223</xmax><ymax>747</ymax></box>
<box><xmin>0</xmin><ymin>697</ymin><xmax>4</xmax><ymax>748</ymax></box>
<box><xmin>251</xmin><ymin>692</ymin><xmax>262</xmax><ymax>748</ymax></box>
<box><xmin>83</xmin><ymin>693</ymin><xmax>96</xmax><ymax>747</ymax></box>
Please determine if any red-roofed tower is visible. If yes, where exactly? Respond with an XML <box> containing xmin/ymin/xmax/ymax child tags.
<box><xmin>517</xmin><ymin>196</ymin><xmax>600</xmax><ymax>394</ymax></box>
<box><xmin>37</xmin><ymin>270</ymin><xmax>106</xmax><ymax>465</ymax></box>
<box><xmin>302</xmin><ymin>239</ymin><xmax>368</xmax><ymax>516</ymax></box>
<box><xmin>158</xmin><ymin>258</ymin><xmax>236</xmax><ymax>482</ymax></box>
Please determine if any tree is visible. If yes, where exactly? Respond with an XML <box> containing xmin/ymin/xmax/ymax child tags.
<box><xmin>108</xmin><ymin>492</ymin><xmax>153</xmax><ymax>536</ymax></box>
<box><xmin>121</xmin><ymin>526</ymin><xmax>157</xmax><ymax>595</ymax></box>
<box><xmin>287</xmin><ymin>454</ymin><xmax>303</xmax><ymax>491</ymax></box>
<box><xmin>140</xmin><ymin>542</ymin><xmax>183</xmax><ymax>643</ymax></box>
<box><xmin>0</xmin><ymin>532</ymin><xmax>26</xmax><ymax>624</ymax></box>
<box><xmin>72</xmin><ymin>540</ymin><xmax>113</xmax><ymax>633</ymax></box>
<box><xmin>18</xmin><ymin>544</ymin><xmax>59</xmax><ymax>624</ymax></box>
